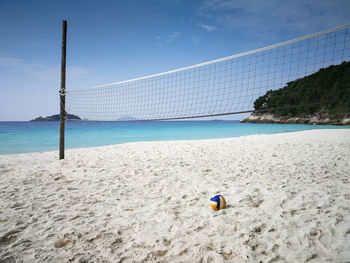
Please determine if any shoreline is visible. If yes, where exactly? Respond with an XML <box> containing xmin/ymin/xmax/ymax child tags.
<box><xmin>241</xmin><ymin>114</ymin><xmax>350</xmax><ymax>125</ymax></box>
<box><xmin>2</xmin><ymin>121</ymin><xmax>350</xmax><ymax>156</ymax></box>
<box><xmin>1</xmin><ymin>125</ymin><xmax>350</xmax><ymax>156</ymax></box>
<box><xmin>1</xmin><ymin>129</ymin><xmax>350</xmax><ymax>262</ymax></box>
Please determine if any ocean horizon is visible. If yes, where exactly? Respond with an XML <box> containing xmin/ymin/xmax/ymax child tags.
<box><xmin>0</xmin><ymin>120</ymin><xmax>349</xmax><ymax>155</ymax></box>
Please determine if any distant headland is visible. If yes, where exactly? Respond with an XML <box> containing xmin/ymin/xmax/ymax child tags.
<box><xmin>31</xmin><ymin>114</ymin><xmax>81</xmax><ymax>121</ymax></box>
<box><xmin>241</xmin><ymin>61</ymin><xmax>350</xmax><ymax>125</ymax></box>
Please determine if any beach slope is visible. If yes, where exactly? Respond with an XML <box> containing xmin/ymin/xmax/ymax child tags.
<box><xmin>1</xmin><ymin>129</ymin><xmax>350</xmax><ymax>262</ymax></box>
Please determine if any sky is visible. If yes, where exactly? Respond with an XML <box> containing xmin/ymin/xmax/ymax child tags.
<box><xmin>0</xmin><ymin>0</ymin><xmax>350</xmax><ymax>121</ymax></box>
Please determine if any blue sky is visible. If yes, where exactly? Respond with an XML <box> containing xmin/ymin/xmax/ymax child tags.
<box><xmin>1</xmin><ymin>0</ymin><xmax>350</xmax><ymax>121</ymax></box>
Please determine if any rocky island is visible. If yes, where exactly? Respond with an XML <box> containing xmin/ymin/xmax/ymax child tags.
<box><xmin>241</xmin><ymin>61</ymin><xmax>350</xmax><ymax>125</ymax></box>
<box><xmin>31</xmin><ymin>114</ymin><xmax>81</xmax><ymax>121</ymax></box>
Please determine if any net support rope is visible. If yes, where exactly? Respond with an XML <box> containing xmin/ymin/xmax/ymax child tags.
<box><xmin>66</xmin><ymin>24</ymin><xmax>350</xmax><ymax>121</ymax></box>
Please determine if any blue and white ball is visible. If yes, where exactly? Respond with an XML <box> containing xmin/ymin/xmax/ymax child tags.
<box><xmin>210</xmin><ymin>195</ymin><xmax>226</xmax><ymax>211</ymax></box>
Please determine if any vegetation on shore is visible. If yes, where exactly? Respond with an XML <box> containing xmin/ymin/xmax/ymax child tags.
<box><xmin>31</xmin><ymin>114</ymin><xmax>81</xmax><ymax>121</ymax></box>
<box><xmin>253</xmin><ymin>61</ymin><xmax>350</xmax><ymax>119</ymax></box>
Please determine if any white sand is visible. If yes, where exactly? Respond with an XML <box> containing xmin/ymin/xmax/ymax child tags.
<box><xmin>1</xmin><ymin>129</ymin><xmax>350</xmax><ymax>263</ymax></box>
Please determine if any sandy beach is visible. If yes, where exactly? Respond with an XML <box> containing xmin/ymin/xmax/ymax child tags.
<box><xmin>0</xmin><ymin>129</ymin><xmax>350</xmax><ymax>262</ymax></box>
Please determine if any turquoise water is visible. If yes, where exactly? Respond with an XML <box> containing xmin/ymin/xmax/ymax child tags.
<box><xmin>0</xmin><ymin>121</ymin><xmax>348</xmax><ymax>155</ymax></box>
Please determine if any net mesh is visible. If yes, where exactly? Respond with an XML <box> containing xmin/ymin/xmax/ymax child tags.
<box><xmin>66</xmin><ymin>25</ymin><xmax>350</xmax><ymax>121</ymax></box>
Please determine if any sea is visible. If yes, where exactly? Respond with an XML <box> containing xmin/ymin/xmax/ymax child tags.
<box><xmin>0</xmin><ymin>121</ymin><xmax>349</xmax><ymax>155</ymax></box>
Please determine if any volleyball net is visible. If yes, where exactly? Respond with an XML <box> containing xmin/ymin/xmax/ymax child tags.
<box><xmin>65</xmin><ymin>24</ymin><xmax>350</xmax><ymax>121</ymax></box>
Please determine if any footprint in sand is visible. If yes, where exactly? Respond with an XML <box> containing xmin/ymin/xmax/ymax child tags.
<box><xmin>239</xmin><ymin>195</ymin><xmax>264</xmax><ymax>208</ymax></box>
<box><xmin>9</xmin><ymin>202</ymin><xmax>25</xmax><ymax>209</ymax></box>
<box><xmin>54</xmin><ymin>239</ymin><xmax>71</xmax><ymax>248</ymax></box>
<box><xmin>0</xmin><ymin>227</ymin><xmax>26</xmax><ymax>246</ymax></box>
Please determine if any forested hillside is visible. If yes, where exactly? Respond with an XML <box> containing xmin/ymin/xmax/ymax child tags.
<box><xmin>253</xmin><ymin>61</ymin><xmax>350</xmax><ymax>118</ymax></box>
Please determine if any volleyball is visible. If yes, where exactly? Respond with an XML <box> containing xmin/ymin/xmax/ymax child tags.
<box><xmin>210</xmin><ymin>195</ymin><xmax>226</xmax><ymax>211</ymax></box>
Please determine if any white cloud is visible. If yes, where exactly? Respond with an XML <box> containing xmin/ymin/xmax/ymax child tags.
<box><xmin>67</xmin><ymin>66</ymin><xmax>91</xmax><ymax>79</ymax></box>
<box><xmin>0</xmin><ymin>57</ymin><xmax>90</xmax><ymax>81</ymax></box>
<box><xmin>0</xmin><ymin>57</ymin><xmax>35</xmax><ymax>70</ymax></box>
<box><xmin>197</xmin><ymin>0</ymin><xmax>350</xmax><ymax>36</ymax></box>
<box><xmin>166</xmin><ymin>32</ymin><xmax>181</xmax><ymax>42</ymax></box>
<box><xmin>156</xmin><ymin>32</ymin><xmax>181</xmax><ymax>46</ymax></box>
<box><xmin>192</xmin><ymin>36</ymin><xmax>201</xmax><ymax>44</ymax></box>
<box><xmin>197</xmin><ymin>23</ymin><xmax>217</xmax><ymax>32</ymax></box>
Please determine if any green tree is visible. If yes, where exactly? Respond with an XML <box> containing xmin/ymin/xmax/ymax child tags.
<box><xmin>253</xmin><ymin>61</ymin><xmax>350</xmax><ymax>118</ymax></box>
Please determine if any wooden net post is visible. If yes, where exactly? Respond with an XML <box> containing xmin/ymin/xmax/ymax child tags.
<box><xmin>59</xmin><ymin>20</ymin><xmax>67</xmax><ymax>160</ymax></box>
